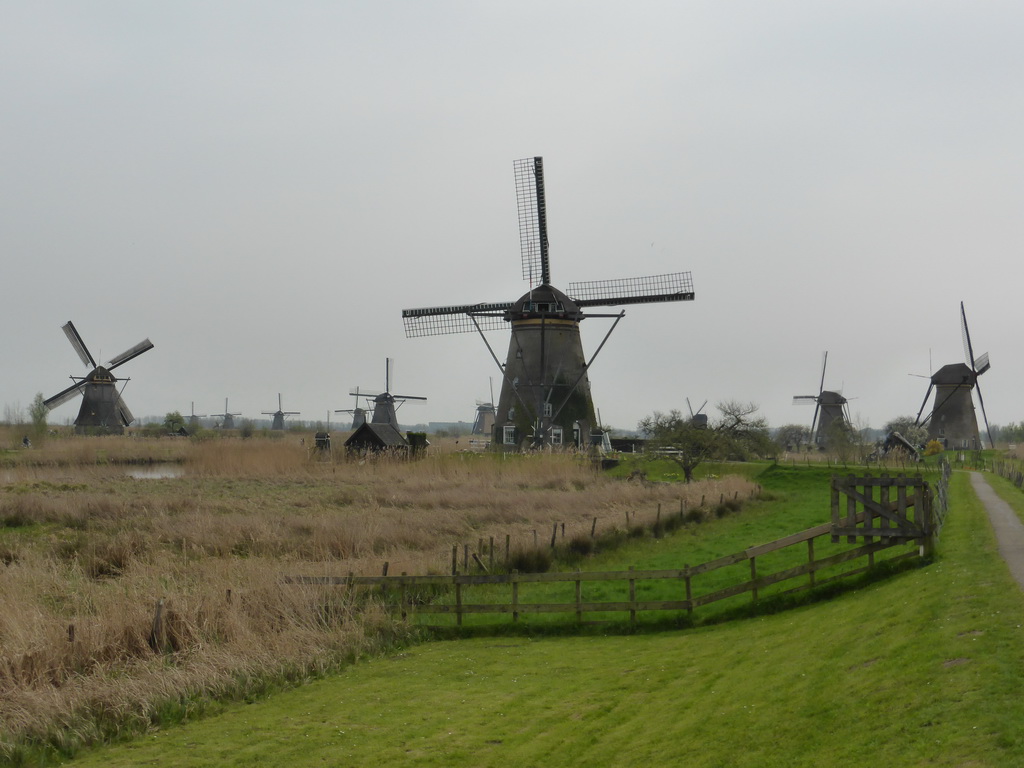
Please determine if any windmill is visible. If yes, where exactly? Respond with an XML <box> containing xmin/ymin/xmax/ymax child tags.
<box><xmin>687</xmin><ymin>398</ymin><xmax>708</xmax><ymax>428</ymax></box>
<box><xmin>43</xmin><ymin>321</ymin><xmax>154</xmax><ymax>435</ymax></box>
<box><xmin>401</xmin><ymin>156</ymin><xmax>695</xmax><ymax>451</ymax></box>
<box><xmin>471</xmin><ymin>378</ymin><xmax>497</xmax><ymax>436</ymax></box>
<box><xmin>914</xmin><ymin>302</ymin><xmax>993</xmax><ymax>450</ymax></box>
<box><xmin>792</xmin><ymin>351</ymin><xmax>851</xmax><ymax>446</ymax></box>
<box><xmin>350</xmin><ymin>359</ymin><xmax>426</xmax><ymax>430</ymax></box>
<box><xmin>210</xmin><ymin>398</ymin><xmax>241</xmax><ymax>430</ymax></box>
<box><xmin>262</xmin><ymin>393</ymin><xmax>300</xmax><ymax>430</ymax></box>
<box><xmin>334</xmin><ymin>387</ymin><xmax>369</xmax><ymax>431</ymax></box>
<box><xmin>188</xmin><ymin>402</ymin><xmax>207</xmax><ymax>430</ymax></box>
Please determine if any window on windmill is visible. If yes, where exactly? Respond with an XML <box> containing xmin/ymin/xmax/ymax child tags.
<box><xmin>550</xmin><ymin>426</ymin><xmax>563</xmax><ymax>445</ymax></box>
<box><xmin>543</xmin><ymin>402</ymin><xmax>553</xmax><ymax>417</ymax></box>
<box><xmin>503</xmin><ymin>426</ymin><xmax>516</xmax><ymax>445</ymax></box>
<box><xmin>509</xmin><ymin>407</ymin><xmax>515</xmax><ymax>419</ymax></box>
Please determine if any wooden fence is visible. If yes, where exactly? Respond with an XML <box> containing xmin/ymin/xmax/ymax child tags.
<box><xmin>288</xmin><ymin>472</ymin><xmax>946</xmax><ymax>628</ymax></box>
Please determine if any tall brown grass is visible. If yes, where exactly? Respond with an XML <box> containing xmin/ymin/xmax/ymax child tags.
<box><xmin>0</xmin><ymin>436</ymin><xmax>757</xmax><ymax>761</ymax></box>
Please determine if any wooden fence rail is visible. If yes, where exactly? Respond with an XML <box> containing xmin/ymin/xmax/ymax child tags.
<box><xmin>287</xmin><ymin>473</ymin><xmax>945</xmax><ymax>627</ymax></box>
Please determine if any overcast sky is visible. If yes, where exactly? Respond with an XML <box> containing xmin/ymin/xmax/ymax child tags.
<box><xmin>2</xmin><ymin>1</ymin><xmax>1021</xmax><ymax>434</ymax></box>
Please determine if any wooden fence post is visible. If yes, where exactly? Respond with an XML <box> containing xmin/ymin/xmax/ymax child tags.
<box><xmin>628</xmin><ymin>566</ymin><xmax>636</xmax><ymax>624</ymax></box>
<box><xmin>750</xmin><ymin>557</ymin><xmax>758</xmax><ymax>603</ymax></box>
<box><xmin>575</xmin><ymin>570</ymin><xmax>582</xmax><ymax>623</ymax></box>
<box><xmin>591</xmin><ymin>517</ymin><xmax>597</xmax><ymax>538</ymax></box>
<box><xmin>451</xmin><ymin>545</ymin><xmax>458</xmax><ymax>576</ymax></box>
<box><xmin>505</xmin><ymin>534</ymin><xmax>510</xmax><ymax>564</ymax></box>
<box><xmin>551</xmin><ymin>523</ymin><xmax>558</xmax><ymax>549</ymax></box>
<box><xmin>684</xmin><ymin>564</ymin><xmax>693</xmax><ymax>618</ymax></box>
<box><xmin>807</xmin><ymin>538</ymin><xmax>815</xmax><ymax>588</ymax></box>
<box><xmin>512</xmin><ymin>571</ymin><xmax>519</xmax><ymax>623</ymax></box>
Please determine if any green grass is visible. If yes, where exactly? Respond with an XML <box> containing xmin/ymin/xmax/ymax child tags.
<box><xmin>54</xmin><ymin>467</ymin><xmax>1024</xmax><ymax>767</ymax></box>
<box><xmin>414</xmin><ymin>463</ymin><xmax>934</xmax><ymax>631</ymax></box>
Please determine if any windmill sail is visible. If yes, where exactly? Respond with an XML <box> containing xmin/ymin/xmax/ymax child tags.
<box><xmin>62</xmin><ymin>321</ymin><xmax>96</xmax><ymax>368</ymax></box>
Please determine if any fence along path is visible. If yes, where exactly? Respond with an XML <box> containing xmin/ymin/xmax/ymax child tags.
<box><xmin>289</xmin><ymin>471</ymin><xmax>948</xmax><ymax>627</ymax></box>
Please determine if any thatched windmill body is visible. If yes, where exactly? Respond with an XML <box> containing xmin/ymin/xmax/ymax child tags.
<box><xmin>262</xmin><ymin>394</ymin><xmax>300</xmax><ymax>430</ymax></box>
<box><xmin>43</xmin><ymin>321</ymin><xmax>154</xmax><ymax>435</ymax></box>
<box><xmin>335</xmin><ymin>387</ymin><xmax>369</xmax><ymax>431</ymax></box>
<box><xmin>402</xmin><ymin>156</ymin><xmax>695</xmax><ymax>451</ymax></box>
<box><xmin>211</xmin><ymin>398</ymin><xmax>241</xmax><ymax>430</ymax></box>
<box><xmin>793</xmin><ymin>352</ymin><xmax>850</xmax><ymax>446</ymax></box>
<box><xmin>915</xmin><ymin>302</ymin><xmax>993</xmax><ymax>450</ymax></box>
<box><xmin>351</xmin><ymin>359</ymin><xmax>426</xmax><ymax>430</ymax></box>
<box><xmin>188</xmin><ymin>402</ymin><xmax>207</xmax><ymax>430</ymax></box>
<box><xmin>472</xmin><ymin>379</ymin><xmax>497</xmax><ymax>436</ymax></box>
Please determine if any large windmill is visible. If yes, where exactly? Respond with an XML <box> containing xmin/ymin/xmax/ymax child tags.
<box><xmin>793</xmin><ymin>351</ymin><xmax>851</xmax><ymax>447</ymax></box>
<box><xmin>915</xmin><ymin>302</ymin><xmax>993</xmax><ymax>450</ymax></box>
<box><xmin>351</xmin><ymin>359</ymin><xmax>426</xmax><ymax>430</ymax></box>
<box><xmin>402</xmin><ymin>156</ymin><xmax>695</xmax><ymax>451</ymax></box>
<box><xmin>43</xmin><ymin>321</ymin><xmax>154</xmax><ymax>435</ymax></box>
<box><xmin>210</xmin><ymin>398</ymin><xmax>241</xmax><ymax>430</ymax></box>
<box><xmin>262</xmin><ymin>393</ymin><xmax>300</xmax><ymax>430</ymax></box>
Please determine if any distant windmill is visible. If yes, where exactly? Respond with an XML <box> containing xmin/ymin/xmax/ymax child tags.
<box><xmin>402</xmin><ymin>156</ymin><xmax>695</xmax><ymax>451</ymax></box>
<box><xmin>914</xmin><ymin>302</ymin><xmax>993</xmax><ymax>450</ymax></box>
<box><xmin>472</xmin><ymin>378</ymin><xmax>497</xmax><ymax>436</ymax></box>
<box><xmin>188</xmin><ymin>401</ymin><xmax>207</xmax><ymax>430</ymax></box>
<box><xmin>350</xmin><ymin>359</ymin><xmax>426</xmax><ymax>430</ymax></box>
<box><xmin>793</xmin><ymin>352</ymin><xmax>851</xmax><ymax>446</ymax></box>
<box><xmin>687</xmin><ymin>398</ymin><xmax>708</xmax><ymax>428</ymax></box>
<box><xmin>210</xmin><ymin>398</ymin><xmax>241</xmax><ymax>430</ymax></box>
<box><xmin>43</xmin><ymin>321</ymin><xmax>154</xmax><ymax>435</ymax></box>
<box><xmin>334</xmin><ymin>387</ymin><xmax>369</xmax><ymax>431</ymax></box>
<box><xmin>262</xmin><ymin>393</ymin><xmax>300</xmax><ymax>430</ymax></box>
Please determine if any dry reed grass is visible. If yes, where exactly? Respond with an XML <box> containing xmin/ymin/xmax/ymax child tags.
<box><xmin>0</xmin><ymin>436</ymin><xmax>757</xmax><ymax>761</ymax></box>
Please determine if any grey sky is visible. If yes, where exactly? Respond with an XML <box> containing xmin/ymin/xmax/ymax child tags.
<box><xmin>2</xmin><ymin>2</ymin><xmax>1021</xmax><ymax>434</ymax></box>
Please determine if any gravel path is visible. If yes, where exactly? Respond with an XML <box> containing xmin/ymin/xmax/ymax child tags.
<box><xmin>971</xmin><ymin>471</ymin><xmax>1024</xmax><ymax>590</ymax></box>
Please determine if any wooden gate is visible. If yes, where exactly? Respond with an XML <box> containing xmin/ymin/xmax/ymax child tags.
<box><xmin>831</xmin><ymin>473</ymin><xmax>934</xmax><ymax>555</ymax></box>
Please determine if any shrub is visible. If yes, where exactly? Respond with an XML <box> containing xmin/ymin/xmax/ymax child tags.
<box><xmin>508</xmin><ymin>547</ymin><xmax>552</xmax><ymax>574</ymax></box>
<box><xmin>924</xmin><ymin>440</ymin><xmax>944</xmax><ymax>456</ymax></box>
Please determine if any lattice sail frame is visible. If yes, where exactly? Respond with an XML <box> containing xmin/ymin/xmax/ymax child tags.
<box><xmin>568</xmin><ymin>271</ymin><xmax>694</xmax><ymax>307</ymax></box>
<box><xmin>401</xmin><ymin>304</ymin><xmax>512</xmax><ymax>338</ymax></box>
<box><xmin>514</xmin><ymin>156</ymin><xmax>549</xmax><ymax>287</ymax></box>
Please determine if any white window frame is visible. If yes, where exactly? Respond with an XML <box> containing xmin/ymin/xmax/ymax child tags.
<box><xmin>550</xmin><ymin>426</ymin><xmax>563</xmax><ymax>445</ymax></box>
<box><xmin>503</xmin><ymin>425</ymin><xmax>517</xmax><ymax>445</ymax></box>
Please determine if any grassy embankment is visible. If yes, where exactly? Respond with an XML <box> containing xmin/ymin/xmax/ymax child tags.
<box><xmin>0</xmin><ymin>436</ymin><xmax>755</xmax><ymax>765</ymax></box>
<box><xmin>58</xmin><ymin>459</ymin><xmax>1024</xmax><ymax>766</ymax></box>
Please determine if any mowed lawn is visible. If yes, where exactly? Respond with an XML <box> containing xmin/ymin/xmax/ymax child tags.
<box><xmin>63</xmin><ymin>471</ymin><xmax>1024</xmax><ymax>767</ymax></box>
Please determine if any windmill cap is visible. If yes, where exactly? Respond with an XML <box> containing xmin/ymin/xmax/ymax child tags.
<box><xmin>508</xmin><ymin>284</ymin><xmax>583</xmax><ymax>320</ymax></box>
<box><xmin>932</xmin><ymin>363</ymin><xmax>974</xmax><ymax>385</ymax></box>
<box><xmin>818</xmin><ymin>390</ymin><xmax>847</xmax><ymax>404</ymax></box>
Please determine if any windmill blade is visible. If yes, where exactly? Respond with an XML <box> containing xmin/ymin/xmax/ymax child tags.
<box><xmin>817</xmin><ymin>351</ymin><xmax>828</xmax><ymax>397</ymax></box>
<box><xmin>974</xmin><ymin>351</ymin><xmax>990</xmax><ymax>376</ymax></box>
<box><xmin>62</xmin><ymin>321</ymin><xmax>96</xmax><ymax>368</ymax></box>
<box><xmin>975</xmin><ymin>378</ymin><xmax>995</xmax><ymax>449</ymax></box>
<box><xmin>792</xmin><ymin>395</ymin><xmax>818</xmax><ymax>405</ymax></box>
<box><xmin>514</xmin><ymin>156</ymin><xmax>549</xmax><ymax>287</ymax></box>
<box><xmin>960</xmin><ymin>301</ymin><xmax>976</xmax><ymax>370</ymax></box>
<box><xmin>116</xmin><ymin>395</ymin><xmax>135</xmax><ymax>427</ymax></box>
<box><xmin>915</xmin><ymin>382</ymin><xmax>934</xmax><ymax>425</ymax></box>
<box><xmin>810</xmin><ymin>402</ymin><xmax>821</xmax><ymax>439</ymax></box>
<box><xmin>686</xmin><ymin>397</ymin><xmax>694</xmax><ymax>417</ymax></box>
<box><xmin>569</xmin><ymin>272</ymin><xmax>695</xmax><ymax>307</ymax></box>
<box><xmin>44</xmin><ymin>380</ymin><xmax>86</xmax><ymax>410</ymax></box>
<box><xmin>392</xmin><ymin>395</ymin><xmax>428</xmax><ymax>402</ymax></box>
<box><xmin>107</xmin><ymin>339</ymin><xmax>154</xmax><ymax>371</ymax></box>
<box><xmin>401</xmin><ymin>302</ymin><xmax>513</xmax><ymax>337</ymax></box>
